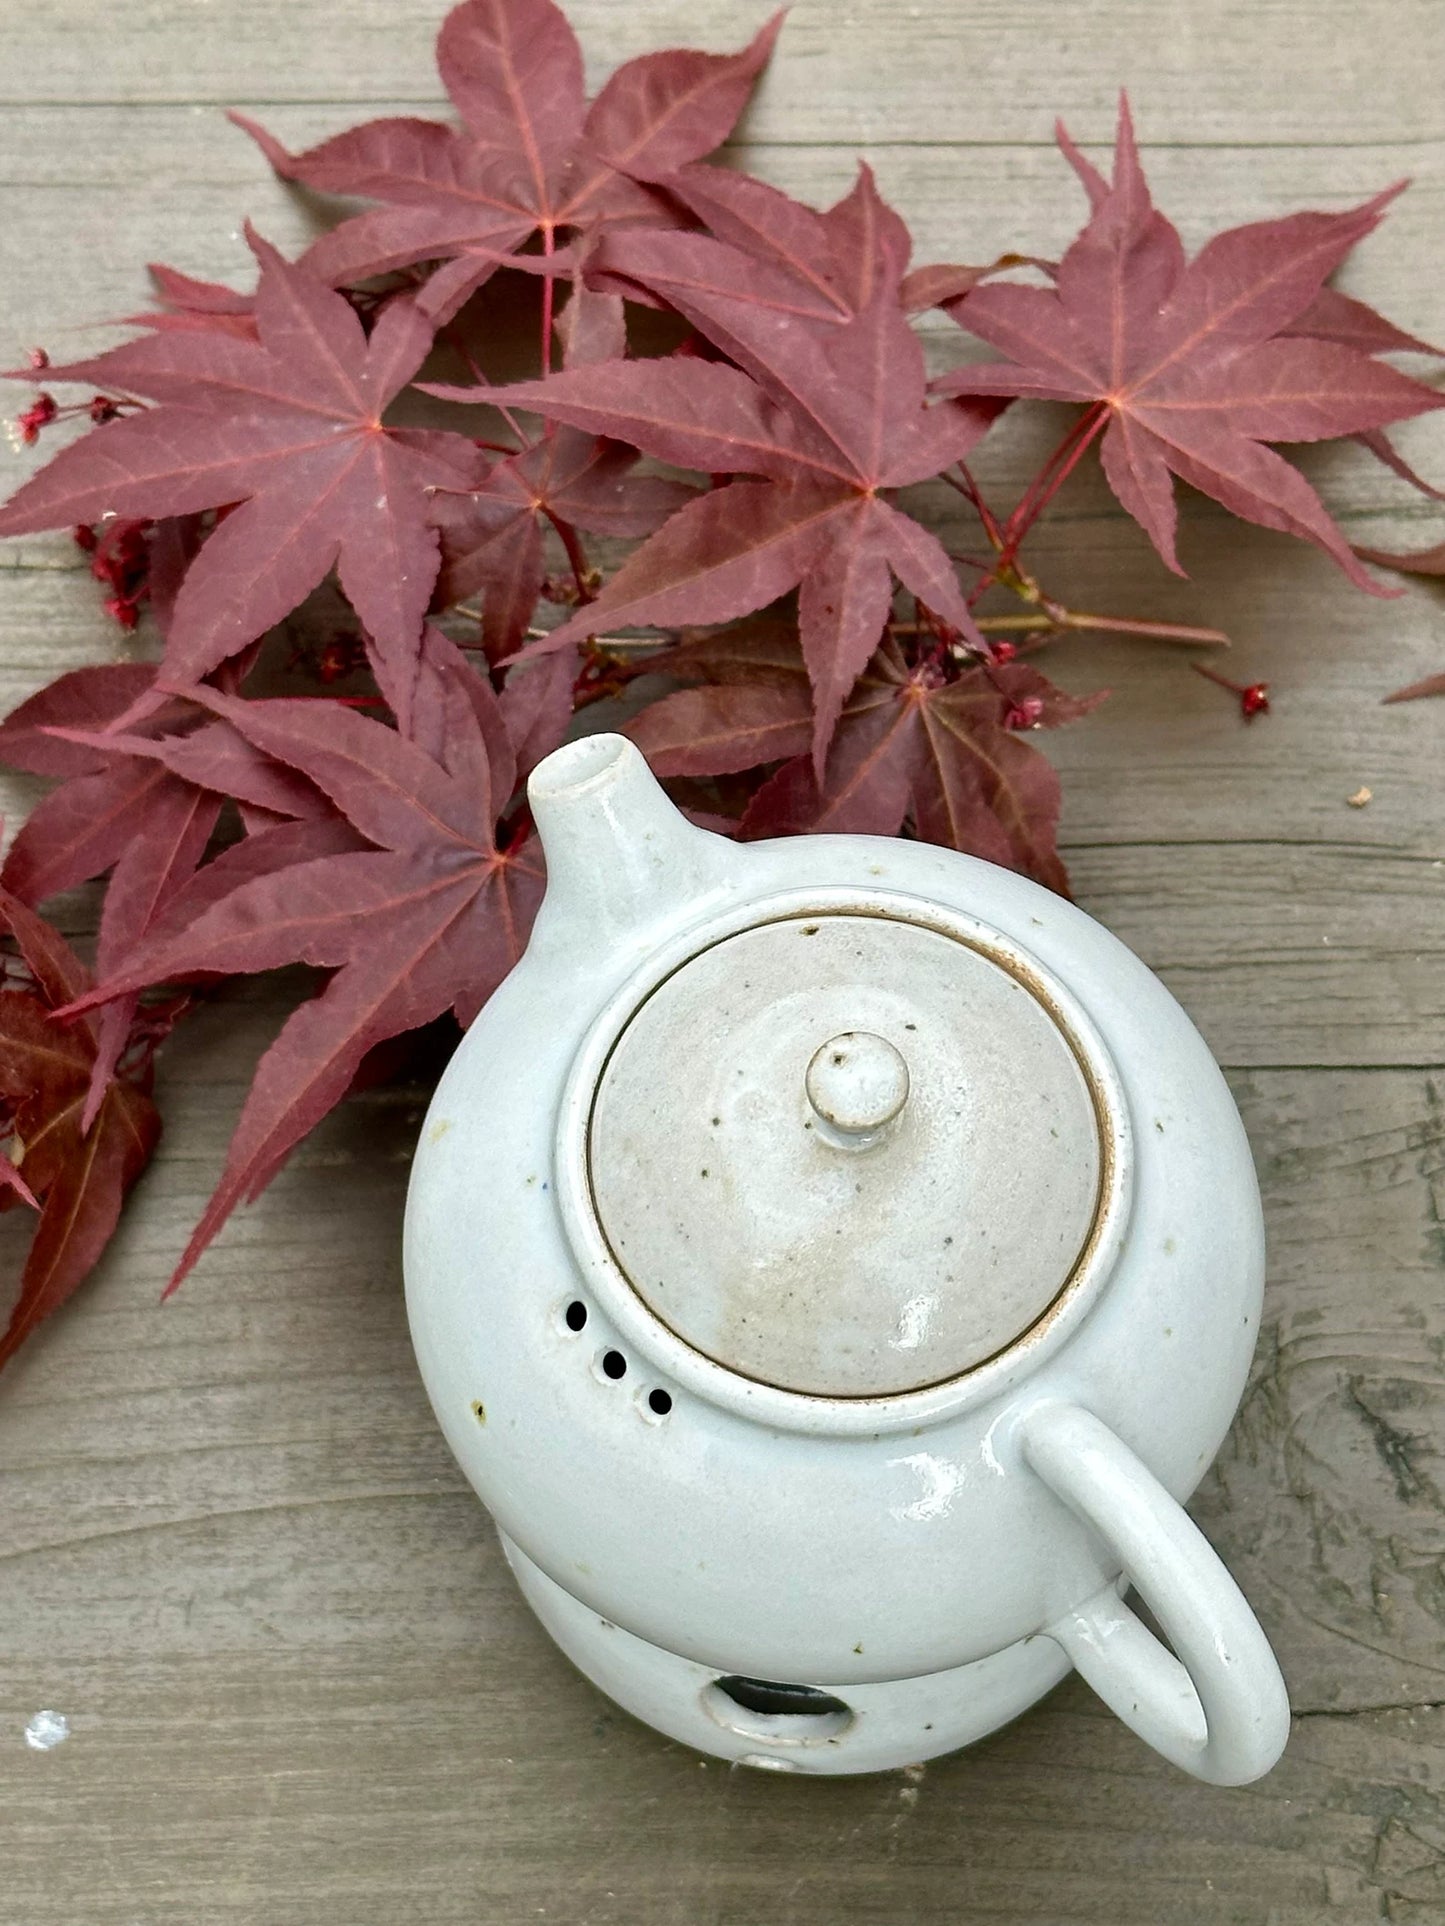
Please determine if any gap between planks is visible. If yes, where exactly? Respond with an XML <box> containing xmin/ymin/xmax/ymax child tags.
<box><xmin>3</xmin><ymin>113</ymin><xmax>1444</xmax><ymax>151</ymax></box>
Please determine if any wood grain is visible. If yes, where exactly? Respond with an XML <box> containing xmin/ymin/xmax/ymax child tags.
<box><xmin>3</xmin><ymin>114</ymin><xmax>1442</xmax><ymax>351</ymax></box>
<box><xmin>6</xmin><ymin>0</ymin><xmax>1444</xmax><ymax>151</ymax></box>
<box><xmin>0</xmin><ymin>1044</ymin><xmax>1442</xmax><ymax>1922</ymax></box>
<box><xmin>1</xmin><ymin>0</ymin><xmax>1443</xmax><ymax>1918</ymax></box>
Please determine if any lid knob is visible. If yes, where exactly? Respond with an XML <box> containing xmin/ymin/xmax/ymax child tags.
<box><xmin>805</xmin><ymin>1031</ymin><xmax>910</xmax><ymax>1146</ymax></box>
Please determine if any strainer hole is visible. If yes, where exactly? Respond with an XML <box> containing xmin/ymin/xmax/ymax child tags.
<box><xmin>564</xmin><ymin>1300</ymin><xmax>587</xmax><ymax>1332</ymax></box>
<box><xmin>601</xmin><ymin>1349</ymin><xmax>627</xmax><ymax>1380</ymax></box>
<box><xmin>648</xmin><ymin>1388</ymin><xmax>672</xmax><ymax>1417</ymax></box>
<box><xmin>703</xmin><ymin>1677</ymin><xmax>855</xmax><ymax>1744</ymax></box>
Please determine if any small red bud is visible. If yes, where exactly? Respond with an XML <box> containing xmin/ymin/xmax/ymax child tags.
<box><xmin>315</xmin><ymin>634</ymin><xmax>368</xmax><ymax>683</ymax></box>
<box><xmin>28</xmin><ymin>347</ymin><xmax>50</xmax><ymax>371</ymax></box>
<box><xmin>1004</xmin><ymin>695</ymin><xmax>1045</xmax><ymax>730</ymax></box>
<box><xmin>89</xmin><ymin>395</ymin><xmax>119</xmax><ymax>424</ymax></box>
<box><xmin>1192</xmin><ymin>662</ymin><xmax>1271</xmax><ymax>720</ymax></box>
<box><xmin>14</xmin><ymin>393</ymin><xmax>57</xmax><ymax>445</ymax></box>
<box><xmin>72</xmin><ymin>524</ymin><xmax>98</xmax><ymax>552</ymax></box>
<box><xmin>991</xmin><ymin>639</ymin><xmax>1018</xmax><ymax>663</ymax></box>
<box><xmin>103</xmin><ymin>596</ymin><xmax>140</xmax><ymax>632</ymax></box>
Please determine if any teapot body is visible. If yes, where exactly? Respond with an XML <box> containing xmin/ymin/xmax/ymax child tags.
<box><xmin>403</xmin><ymin>736</ymin><xmax>1286</xmax><ymax>1780</ymax></box>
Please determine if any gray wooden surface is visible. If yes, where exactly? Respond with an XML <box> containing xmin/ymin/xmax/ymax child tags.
<box><xmin>2</xmin><ymin>2</ymin><xmax>1444</xmax><ymax>1920</ymax></box>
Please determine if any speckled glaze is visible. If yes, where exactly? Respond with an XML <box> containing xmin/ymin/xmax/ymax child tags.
<box><xmin>403</xmin><ymin>734</ymin><xmax>1290</xmax><ymax>1783</ymax></box>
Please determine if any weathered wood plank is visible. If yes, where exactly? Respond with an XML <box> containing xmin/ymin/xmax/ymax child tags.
<box><xmin>1</xmin><ymin>1048</ymin><xmax>1442</xmax><ymax>1922</ymax></box>
<box><xmin>2</xmin><ymin>2</ymin><xmax>1443</xmax><ymax>1913</ymax></box>
<box><xmin>1071</xmin><ymin>844</ymin><xmax>1445</xmax><ymax>1066</ymax></box>
<box><xmin>1207</xmin><ymin>1070</ymin><xmax>1445</xmax><ymax>1716</ymax></box>
<box><xmin>2</xmin><ymin>114</ymin><xmax>1441</xmax><ymax>351</ymax></box>
<box><xmin>0</xmin><ymin>1655</ymin><xmax>1439</xmax><ymax>1924</ymax></box>
<box><xmin>6</xmin><ymin>0</ymin><xmax>1444</xmax><ymax>152</ymax></box>
<box><xmin>6</xmin><ymin>836</ymin><xmax>1440</xmax><ymax>1074</ymax></box>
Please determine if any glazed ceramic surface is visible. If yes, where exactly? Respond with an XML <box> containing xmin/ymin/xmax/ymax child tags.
<box><xmin>404</xmin><ymin>734</ymin><xmax>1290</xmax><ymax>1783</ymax></box>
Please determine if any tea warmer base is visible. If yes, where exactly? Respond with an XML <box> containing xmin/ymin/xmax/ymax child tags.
<box><xmin>503</xmin><ymin>1535</ymin><xmax>1076</xmax><ymax>1776</ymax></box>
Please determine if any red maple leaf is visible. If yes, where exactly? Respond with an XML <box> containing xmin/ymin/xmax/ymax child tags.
<box><xmin>935</xmin><ymin>98</ymin><xmax>1444</xmax><ymax>589</ymax></box>
<box><xmin>434</xmin><ymin>427</ymin><xmax>695</xmax><ymax>659</ymax></box>
<box><xmin>1286</xmin><ymin>286</ymin><xmax>1442</xmax><ymax>359</ymax></box>
<box><xmin>432</xmin><ymin>170</ymin><xmax>997</xmax><ymax>767</ymax></box>
<box><xmin>1357</xmin><ymin>537</ymin><xmax>1445</xmax><ymax>579</ymax></box>
<box><xmin>121</xmin><ymin>263</ymin><xmax>261</xmax><ymax>341</ymax></box>
<box><xmin>431</xmin><ymin>279</ymin><xmax>694</xmax><ymax>658</ymax></box>
<box><xmin>0</xmin><ymin>238</ymin><xmax>485</xmax><ymax>727</ymax></box>
<box><xmin>65</xmin><ymin>632</ymin><xmax>546</xmax><ymax>1288</ymax></box>
<box><xmin>625</xmin><ymin>621</ymin><xmax>1104</xmax><ymax>891</ymax></box>
<box><xmin>1381</xmin><ymin>668</ymin><xmax>1445</xmax><ymax>703</ymax></box>
<box><xmin>233</xmin><ymin>0</ymin><xmax>780</xmax><ymax>321</ymax></box>
<box><xmin>1358</xmin><ymin>535</ymin><xmax>1445</xmax><ymax>701</ymax></box>
<box><xmin>0</xmin><ymin>663</ymin><xmax>325</xmax><ymax>910</ymax></box>
<box><xmin>654</xmin><ymin>164</ymin><xmax>1039</xmax><ymax>330</ymax></box>
<box><xmin>655</xmin><ymin>161</ymin><xmax>914</xmax><ymax>319</ymax></box>
<box><xmin>0</xmin><ymin>890</ymin><xmax>162</xmax><ymax>1372</ymax></box>
<box><xmin>0</xmin><ymin>660</ymin><xmax>332</xmax><ymax>1124</ymax></box>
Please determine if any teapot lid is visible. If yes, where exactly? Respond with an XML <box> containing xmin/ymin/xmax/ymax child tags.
<box><xmin>586</xmin><ymin>909</ymin><xmax>1105</xmax><ymax>1398</ymax></box>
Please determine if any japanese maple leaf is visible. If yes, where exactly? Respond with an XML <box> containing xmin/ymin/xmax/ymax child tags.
<box><xmin>0</xmin><ymin>660</ymin><xmax>330</xmax><ymax>1124</ymax></box>
<box><xmin>656</xmin><ymin>163</ymin><xmax>1035</xmax><ymax>328</ymax></box>
<box><xmin>431</xmin><ymin>278</ymin><xmax>694</xmax><ymax>657</ymax></box>
<box><xmin>233</xmin><ymin>0</ymin><xmax>781</xmax><ymax>322</ymax></box>
<box><xmin>120</xmin><ymin>264</ymin><xmax>260</xmax><ymax>341</ymax></box>
<box><xmin>0</xmin><ymin>889</ymin><xmax>161</xmax><ymax>1372</ymax></box>
<box><xmin>1285</xmin><ymin>286</ymin><xmax>1442</xmax><ymax>359</ymax></box>
<box><xmin>1356</xmin><ymin>533</ymin><xmax>1445</xmax><ymax>700</ymax></box>
<box><xmin>626</xmin><ymin>622</ymin><xmax>1103</xmax><ymax>892</ymax></box>
<box><xmin>0</xmin><ymin>238</ymin><xmax>486</xmax><ymax>728</ymax></box>
<box><xmin>434</xmin><ymin>426</ymin><xmax>695</xmax><ymax>658</ymax></box>
<box><xmin>934</xmin><ymin>97</ymin><xmax>1444</xmax><ymax>590</ymax></box>
<box><xmin>655</xmin><ymin>161</ymin><xmax>914</xmax><ymax>321</ymax></box>
<box><xmin>1356</xmin><ymin>536</ymin><xmax>1445</xmax><ymax>579</ymax></box>
<box><xmin>0</xmin><ymin>662</ymin><xmax>325</xmax><ymax>910</ymax></box>
<box><xmin>65</xmin><ymin>632</ymin><xmax>545</xmax><ymax>1289</ymax></box>
<box><xmin>1381</xmin><ymin>668</ymin><xmax>1445</xmax><ymax>703</ymax></box>
<box><xmin>431</xmin><ymin>172</ymin><xmax>996</xmax><ymax>767</ymax></box>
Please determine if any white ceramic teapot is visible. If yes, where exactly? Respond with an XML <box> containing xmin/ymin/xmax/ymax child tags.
<box><xmin>404</xmin><ymin>733</ymin><xmax>1290</xmax><ymax>1783</ymax></box>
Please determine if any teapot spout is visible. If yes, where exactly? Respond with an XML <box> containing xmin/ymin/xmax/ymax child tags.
<box><xmin>527</xmin><ymin>734</ymin><xmax>730</xmax><ymax>947</ymax></box>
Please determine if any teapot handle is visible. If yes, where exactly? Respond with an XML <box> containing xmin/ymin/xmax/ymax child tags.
<box><xmin>1020</xmin><ymin>1401</ymin><xmax>1290</xmax><ymax>1785</ymax></box>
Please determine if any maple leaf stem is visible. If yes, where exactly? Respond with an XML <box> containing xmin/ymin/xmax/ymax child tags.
<box><xmin>945</xmin><ymin>465</ymin><xmax>1007</xmax><ymax>549</ymax></box>
<box><xmin>1062</xmin><ymin>611</ymin><xmax>1231</xmax><ymax>646</ymax></box>
<box><xmin>544</xmin><ymin>510</ymin><xmax>594</xmax><ymax>603</ymax></box>
<box><xmin>530</xmin><ymin>626</ymin><xmax>675</xmax><ymax>655</ymax></box>
<box><xmin>442</xmin><ymin>324</ymin><xmax>493</xmax><ymax>393</ymax></box>
<box><xmin>497</xmin><ymin>399</ymin><xmax>532</xmax><ymax>447</ymax></box>
<box><xmin>1003</xmin><ymin>405</ymin><xmax>1109</xmax><ymax>548</ymax></box>
<box><xmin>974</xmin><ymin>610</ymin><xmax>1230</xmax><ymax>647</ymax></box>
<box><xmin>974</xmin><ymin>614</ymin><xmax>1065</xmax><ymax>636</ymax></box>
<box><xmin>540</xmin><ymin>223</ymin><xmax>557</xmax><ymax>382</ymax></box>
<box><xmin>965</xmin><ymin>407</ymin><xmax>1111</xmax><ymax>615</ymax></box>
